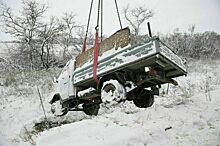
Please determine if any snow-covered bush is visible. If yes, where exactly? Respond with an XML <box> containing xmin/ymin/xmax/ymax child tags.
<box><xmin>162</xmin><ymin>30</ymin><xmax>220</xmax><ymax>59</ymax></box>
<box><xmin>0</xmin><ymin>68</ymin><xmax>61</xmax><ymax>97</ymax></box>
<box><xmin>159</xmin><ymin>59</ymin><xmax>220</xmax><ymax>107</ymax></box>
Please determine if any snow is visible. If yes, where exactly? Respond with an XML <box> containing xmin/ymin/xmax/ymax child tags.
<box><xmin>51</xmin><ymin>100</ymin><xmax>65</xmax><ymax>116</ymax></box>
<box><xmin>36</xmin><ymin>86</ymin><xmax>220</xmax><ymax>146</ymax></box>
<box><xmin>0</xmin><ymin>86</ymin><xmax>53</xmax><ymax>146</ymax></box>
<box><xmin>77</xmin><ymin>87</ymin><xmax>96</xmax><ymax>97</ymax></box>
<box><xmin>0</xmin><ymin>60</ymin><xmax>220</xmax><ymax>146</ymax></box>
<box><xmin>74</xmin><ymin>44</ymin><xmax>131</xmax><ymax>73</ymax></box>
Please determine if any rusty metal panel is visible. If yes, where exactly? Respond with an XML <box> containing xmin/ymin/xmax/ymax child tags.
<box><xmin>75</xmin><ymin>27</ymin><xmax>130</xmax><ymax>68</ymax></box>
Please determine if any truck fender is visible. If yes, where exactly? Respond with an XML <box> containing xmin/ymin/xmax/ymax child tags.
<box><xmin>97</xmin><ymin>72</ymin><xmax>126</xmax><ymax>89</ymax></box>
<box><xmin>49</xmin><ymin>94</ymin><xmax>61</xmax><ymax>104</ymax></box>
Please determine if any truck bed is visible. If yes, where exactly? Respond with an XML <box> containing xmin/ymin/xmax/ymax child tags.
<box><xmin>73</xmin><ymin>37</ymin><xmax>187</xmax><ymax>87</ymax></box>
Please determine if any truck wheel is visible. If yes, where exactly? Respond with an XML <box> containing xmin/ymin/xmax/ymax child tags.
<box><xmin>51</xmin><ymin>100</ymin><xmax>68</xmax><ymax>116</ymax></box>
<box><xmin>83</xmin><ymin>102</ymin><xmax>100</xmax><ymax>116</ymax></box>
<box><xmin>133</xmin><ymin>91</ymin><xmax>154</xmax><ymax>108</ymax></box>
<box><xmin>101</xmin><ymin>80</ymin><xmax>126</xmax><ymax>104</ymax></box>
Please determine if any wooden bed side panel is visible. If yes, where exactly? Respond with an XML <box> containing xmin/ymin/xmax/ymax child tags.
<box><xmin>75</xmin><ymin>27</ymin><xmax>130</xmax><ymax>68</ymax></box>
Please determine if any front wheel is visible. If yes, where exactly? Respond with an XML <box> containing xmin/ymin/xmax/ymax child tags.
<box><xmin>51</xmin><ymin>100</ymin><xmax>68</xmax><ymax>116</ymax></box>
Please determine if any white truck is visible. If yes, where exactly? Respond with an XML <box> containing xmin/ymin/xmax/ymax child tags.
<box><xmin>50</xmin><ymin>28</ymin><xmax>187</xmax><ymax>116</ymax></box>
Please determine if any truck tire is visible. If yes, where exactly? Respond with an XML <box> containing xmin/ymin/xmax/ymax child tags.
<box><xmin>51</xmin><ymin>100</ymin><xmax>68</xmax><ymax>116</ymax></box>
<box><xmin>133</xmin><ymin>91</ymin><xmax>154</xmax><ymax>108</ymax></box>
<box><xmin>83</xmin><ymin>102</ymin><xmax>100</xmax><ymax>116</ymax></box>
<box><xmin>101</xmin><ymin>80</ymin><xmax>126</xmax><ymax>104</ymax></box>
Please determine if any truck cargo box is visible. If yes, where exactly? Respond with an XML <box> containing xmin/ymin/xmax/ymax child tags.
<box><xmin>73</xmin><ymin>32</ymin><xmax>187</xmax><ymax>87</ymax></box>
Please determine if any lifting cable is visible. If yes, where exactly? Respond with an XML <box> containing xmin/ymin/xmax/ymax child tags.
<box><xmin>114</xmin><ymin>0</ymin><xmax>122</xmax><ymax>29</ymax></box>
<box><xmin>82</xmin><ymin>0</ymin><xmax>122</xmax><ymax>81</ymax></box>
<box><xmin>100</xmin><ymin>0</ymin><xmax>103</xmax><ymax>41</ymax></box>
<box><xmin>83</xmin><ymin>0</ymin><xmax>122</xmax><ymax>53</ymax></box>
<box><xmin>82</xmin><ymin>0</ymin><xmax>94</xmax><ymax>53</ymax></box>
<box><xmin>96</xmin><ymin>0</ymin><xmax>101</xmax><ymax>30</ymax></box>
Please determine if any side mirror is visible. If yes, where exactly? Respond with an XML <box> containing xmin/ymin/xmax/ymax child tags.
<box><xmin>53</xmin><ymin>77</ymin><xmax>58</xmax><ymax>83</ymax></box>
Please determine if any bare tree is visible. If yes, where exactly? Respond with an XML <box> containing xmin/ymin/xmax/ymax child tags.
<box><xmin>55</xmin><ymin>12</ymin><xmax>82</xmax><ymax>62</ymax></box>
<box><xmin>0</xmin><ymin>0</ymin><xmax>48</xmax><ymax>69</ymax></box>
<box><xmin>75</xmin><ymin>26</ymin><xmax>94</xmax><ymax>52</ymax></box>
<box><xmin>38</xmin><ymin>17</ymin><xmax>63</xmax><ymax>69</ymax></box>
<box><xmin>0</xmin><ymin>0</ymin><xmax>69</xmax><ymax>69</ymax></box>
<box><xmin>123</xmin><ymin>5</ymin><xmax>153</xmax><ymax>44</ymax></box>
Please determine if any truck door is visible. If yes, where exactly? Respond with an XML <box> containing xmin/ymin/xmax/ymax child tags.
<box><xmin>67</xmin><ymin>59</ymin><xmax>75</xmax><ymax>98</ymax></box>
<box><xmin>58</xmin><ymin>61</ymin><xmax>70</xmax><ymax>100</ymax></box>
<box><xmin>58</xmin><ymin>60</ymin><xmax>76</xmax><ymax>100</ymax></box>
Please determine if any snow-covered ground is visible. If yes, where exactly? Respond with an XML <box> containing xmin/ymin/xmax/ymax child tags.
<box><xmin>0</xmin><ymin>60</ymin><xmax>220</xmax><ymax>146</ymax></box>
<box><xmin>37</xmin><ymin>88</ymin><xmax>220</xmax><ymax>146</ymax></box>
<box><xmin>0</xmin><ymin>87</ymin><xmax>51</xmax><ymax>146</ymax></box>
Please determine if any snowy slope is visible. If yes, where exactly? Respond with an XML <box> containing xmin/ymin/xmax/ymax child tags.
<box><xmin>0</xmin><ymin>60</ymin><xmax>220</xmax><ymax>146</ymax></box>
<box><xmin>0</xmin><ymin>87</ymin><xmax>52</xmax><ymax>146</ymax></box>
<box><xmin>36</xmin><ymin>87</ymin><xmax>220</xmax><ymax>146</ymax></box>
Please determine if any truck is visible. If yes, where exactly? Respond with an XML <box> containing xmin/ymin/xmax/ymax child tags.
<box><xmin>50</xmin><ymin>27</ymin><xmax>187</xmax><ymax>116</ymax></box>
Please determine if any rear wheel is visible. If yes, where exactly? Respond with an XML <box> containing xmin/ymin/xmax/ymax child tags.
<box><xmin>83</xmin><ymin>101</ymin><xmax>100</xmax><ymax>116</ymax></box>
<box><xmin>133</xmin><ymin>90</ymin><xmax>154</xmax><ymax>108</ymax></box>
<box><xmin>101</xmin><ymin>80</ymin><xmax>126</xmax><ymax>104</ymax></box>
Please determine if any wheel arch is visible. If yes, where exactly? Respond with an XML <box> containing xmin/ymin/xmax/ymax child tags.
<box><xmin>50</xmin><ymin>94</ymin><xmax>61</xmax><ymax>104</ymax></box>
<box><xmin>97</xmin><ymin>71</ymin><xmax>126</xmax><ymax>90</ymax></box>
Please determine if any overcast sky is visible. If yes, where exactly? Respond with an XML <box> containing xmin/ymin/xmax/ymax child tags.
<box><xmin>0</xmin><ymin>0</ymin><xmax>220</xmax><ymax>41</ymax></box>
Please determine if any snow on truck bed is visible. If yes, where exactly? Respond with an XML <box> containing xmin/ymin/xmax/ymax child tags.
<box><xmin>73</xmin><ymin>37</ymin><xmax>187</xmax><ymax>86</ymax></box>
<box><xmin>73</xmin><ymin>28</ymin><xmax>186</xmax><ymax>86</ymax></box>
